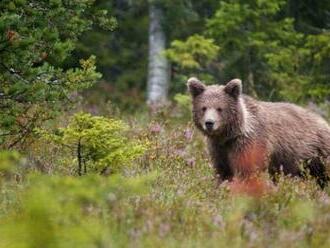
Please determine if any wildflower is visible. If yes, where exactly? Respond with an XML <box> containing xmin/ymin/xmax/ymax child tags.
<box><xmin>183</xmin><ymin>128</ymin><xmax>193</xmax><ymax>141</ymax></box>
<box><xmin>150</xmin><ymin>123</ymin><xmax>162</xmax><ymax>134</ymax></box>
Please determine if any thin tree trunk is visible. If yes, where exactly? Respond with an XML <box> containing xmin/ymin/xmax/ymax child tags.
<box><xmin>147</xmin><ymin>2</ymin><xmax>169</xmax><ymax>106</ymax></box>
<box><xmin>77</xmin><ymin>139</ymin><xmax>82</xmax><ymax>176</ymax></box>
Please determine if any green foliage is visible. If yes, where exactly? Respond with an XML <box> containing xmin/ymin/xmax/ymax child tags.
<box><xmin>73</xmin><ymin>1</ymin><xmax>221</xmax><ymax>106</ymax></box>
<box><xmin>0</xmin><ymin>0</ymin><xmax>115</xmax><ymax>148</ymax></box>
<box><xmin>0</xmin><ymin>150</ymin><xmax>21</xmax><ymax>177</ymax></box>
<box><xmin>166</xmin><ymin>34</ymin><xmax>219</xmax><ymax>71</ymax></box>
<box><xmin>173</xmin><ymin>93</ymin><xmax>192</xmax><ymax>121</ymax></box>
<box><xmin>174</xmin><ymin>93</ymin><xmax>191</xmax><ymax>110</ymax></box>
<box><xmin>74</xmin><ymin>0</ymin><xmax>149</xmax><ymax>99</ymax></box>
<box><xmin>61</xmin><ymin>0</ymin><xmax>330</xmax><ymax>105</ymax></box>
<box><xmin>206</xmin><ymin>0</ymin><xmax>310</xmax><ymax>99</ymax></box>
<box><xmin>166</xmin><ymin>0</ymin><xmax>330</xmax><ymax>103</ymax></box>
<box><xmin>0</xmin><ymin>172</ymin><xmax>153</xmax><ymax>248</ymax></box>
<box><xmin>166</xmin><ymin>34</ymin><xmax>219</xmax><ymax>94</ymax></box>
<box><xmin>37</xmin><ymin>112</ymin><xmax>148</xmax><ymax>175</ymax></box>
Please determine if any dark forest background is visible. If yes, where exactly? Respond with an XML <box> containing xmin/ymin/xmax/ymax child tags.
<box><xmin>72</xmin><ymin>0</ymin><xmax>330</xmax><ymax>106</ymax></box>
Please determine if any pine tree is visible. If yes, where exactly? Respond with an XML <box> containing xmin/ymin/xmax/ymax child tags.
<box><xmin>0</xmin><ymin>0</ymin><xmax>116</xmax><ymax>148</ymax></box>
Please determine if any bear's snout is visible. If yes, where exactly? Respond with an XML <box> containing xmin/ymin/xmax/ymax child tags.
<box><xmin>205</xmin><ymin>120</ymin><xmax>215</xmax><ymax>131</ymax></box>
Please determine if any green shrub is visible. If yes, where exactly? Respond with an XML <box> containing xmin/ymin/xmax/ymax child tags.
<box><xmin>36</xmin><ymin>112</ymin><xmax>148</xmax><ymax>175</ymax></box>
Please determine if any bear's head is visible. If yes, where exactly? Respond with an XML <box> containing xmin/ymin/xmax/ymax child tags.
<box><xmin>187</xmin><ymin>77</ymin><xmax>246</xmax><ymax>139</ymax></box>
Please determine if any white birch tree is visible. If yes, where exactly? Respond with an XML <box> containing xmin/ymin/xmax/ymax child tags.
<box><xmin>147</xmin><ymin>1</ymin><xmax>169</xmax><ymax>106</ymax></box>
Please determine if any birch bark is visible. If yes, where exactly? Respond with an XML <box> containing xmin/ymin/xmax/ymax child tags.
<box><xmin>147</xmin><ymin>2</ymin><xmax>169</xmax><ymax>105</ymax></box>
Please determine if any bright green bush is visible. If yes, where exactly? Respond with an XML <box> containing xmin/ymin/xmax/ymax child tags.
<box><xmin>37</xmin><ymin>112</ymin><xmax>148</xmax><ymax>175</ymax></box>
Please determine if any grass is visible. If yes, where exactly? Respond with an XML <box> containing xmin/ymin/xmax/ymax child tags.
<box><xmin>1</xmin><ymin>102</ymin><xmax>330</xmax><ymax>248</ymax></box>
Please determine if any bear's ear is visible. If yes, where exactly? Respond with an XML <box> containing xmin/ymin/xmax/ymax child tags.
<box><xmin>224</xmin><ymin>79</ymin><xmax>242</xmax><ymax>99</ymax></box>
<box><xmin>187</xmin><ymin>77</ymin><xmax>205</xmax><ymax>97</ymax></box>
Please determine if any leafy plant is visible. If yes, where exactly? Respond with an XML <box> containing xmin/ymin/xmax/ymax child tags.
<box><xmin>37</xmin><ymin>112</ymin><xmax>148</xmax><ymax>175</ymax></box>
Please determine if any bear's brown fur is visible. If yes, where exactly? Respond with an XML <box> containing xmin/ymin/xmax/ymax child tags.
<box><xmin>187</xmin><ymin>77</ymin><xmax>330</xmax><ymax>188</ymax></box>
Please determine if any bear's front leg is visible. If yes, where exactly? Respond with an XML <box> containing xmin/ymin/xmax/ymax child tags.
<box><xmin>208</xmin><ymin>139</ymin><xmax>233</xmax><ymax>183</ymax></box>
<box><xmin>213</xmin><ymin>160</ymin><xmax>233</xmax><ymax>183</ymax></box>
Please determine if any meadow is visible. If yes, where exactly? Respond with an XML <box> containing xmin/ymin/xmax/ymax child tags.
<box><xmin>1</xmin><ymin>98</ymin><xmax>330</xmax><ymax>248</ymax></box>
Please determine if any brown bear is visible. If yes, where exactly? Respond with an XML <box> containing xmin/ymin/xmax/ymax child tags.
<box><xmin>187</xmin><ymin>77</ymin><xmax>330</xmax><ymax>188</ymax></box>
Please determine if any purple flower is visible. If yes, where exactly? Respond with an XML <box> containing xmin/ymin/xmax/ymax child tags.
<box><xmin>150</xmin><ymin>123</ymin><xmax>162</xmax><ymax>134</ymax></box>
<box><xmin>183</xmin><ymin>128</ymin><xmax>193</xmax><ymax>141</ymax></box>
<box><xmin>185</xmin><ymin>158</ymin><xmax>196</xmax><ymax>167</ymax></box>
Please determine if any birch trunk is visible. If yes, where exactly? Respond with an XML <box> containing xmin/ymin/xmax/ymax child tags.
<box><xmin>147</xmin><ymin>3</ymin><xmax>169</xmax><ymax>106</ymax></box>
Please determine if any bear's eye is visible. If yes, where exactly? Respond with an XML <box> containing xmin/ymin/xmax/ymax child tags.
<box><xmin>202</xmin><ymin>107</ymin><xmax>207</xmax><ymax>112</ymax></box>
<box><xmin>217</xmin><ymin>108</ymin><xmax>222</xmax><ymax>112</ymax></box>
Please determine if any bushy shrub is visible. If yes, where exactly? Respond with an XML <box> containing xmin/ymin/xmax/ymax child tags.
<box><xmin>37</xmin><ymin>112</ymin><xmax>148</xmax><ymax>175</ymax></box>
